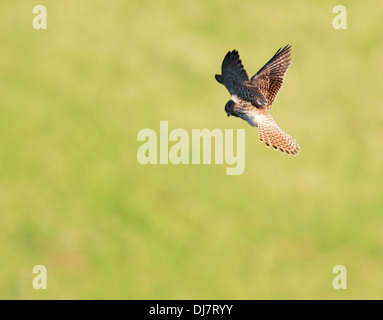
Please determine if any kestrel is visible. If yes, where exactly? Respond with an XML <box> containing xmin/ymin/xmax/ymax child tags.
<box><xmin>215</xmin><ymin>45</ymin><xmax>300</xmax><ymax>155</ymax></box>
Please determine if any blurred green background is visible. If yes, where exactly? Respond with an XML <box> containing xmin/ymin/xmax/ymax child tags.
<box><xmin>0</xmin><ymin>0</ymin><xmax>382</xmax><ymax>299</ymax></box>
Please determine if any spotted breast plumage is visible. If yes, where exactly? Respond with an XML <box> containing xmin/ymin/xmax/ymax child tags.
<box><xmin>215</xmin><ymin>45</ymin><xmax>300</xmax><ymax>155</ymax></box>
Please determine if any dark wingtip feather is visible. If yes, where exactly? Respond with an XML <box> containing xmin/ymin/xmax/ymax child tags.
<box><xmin>225</xmin><ymin>50</ymin><xmax>240</xmax><ymax>63</ymax></box>
<box><xmin>275</xmin><ymin>44</ymin><xmax>292</xmax><ymax>57</ymax></box>
<box><xmin>220</xmin><ymin>49</ymin><xmax>249</xmax><ymax>82</ymax></box>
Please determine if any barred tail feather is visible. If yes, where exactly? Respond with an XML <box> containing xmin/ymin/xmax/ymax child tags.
<box><xmin>257</xmin><ymin>111</ymin><xmax>300</xmax><ymax>155</ymax></box>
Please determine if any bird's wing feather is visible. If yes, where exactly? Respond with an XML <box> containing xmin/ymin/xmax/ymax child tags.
<box><xmin>221</xmin><ymin>50</ymin><xmax>249</xmax><ymax>83</ymax></box>
<box><xmin>231</xmin><ymin>82</ymin><xmax>268</xmax><ymax>108</ymax></box>
<box><xmin>221</xmin><ymin>50</ymin><xmax>267</xmax><ymax>108</ymax></box>
<box><xmin>251</xmin><ymin>45</ymin><xmax>292</xmax><ymax>110</ymax></box>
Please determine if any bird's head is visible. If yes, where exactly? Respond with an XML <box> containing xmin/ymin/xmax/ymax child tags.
<box><xmin>225</xmin><ymin>100</ymin><xmax>235</xmax><ymax>117</ymax></box>
<box><xmin>215</xmin><ymin>74</ymin><xmax>223</xmax><ymax>84</ymax></box>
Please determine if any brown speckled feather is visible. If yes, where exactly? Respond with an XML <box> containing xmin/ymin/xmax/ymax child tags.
<box><xmin>251</xmin><ymin>45</ymin><xmax>292</xmax><ymax>110</ymax></box>
<box><xmin>257</xmin><ymin>109</ymin><xmax>300</xmax><ymax>155</ymax></box>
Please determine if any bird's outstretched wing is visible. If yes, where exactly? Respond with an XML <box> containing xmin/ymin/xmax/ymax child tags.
<box><xmin>251</xmin><ymin>45</ymin><xmax>292</xmax><ymax>110</ymax></box>
<box><xmin>218</xmin><ymin>50</ymin><xmax>267</xmax><ymax>108</ymax></box>
<box><xmin>221</xmin><ymin>50</ymin><xmax>249</xmax><ymax>83</ymax></box>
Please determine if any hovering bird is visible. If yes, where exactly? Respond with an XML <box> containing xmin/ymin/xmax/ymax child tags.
<box><xmin>215</xmin><ymin>45</ymin><xmax>300</xmax><ymax>155</ymax></box>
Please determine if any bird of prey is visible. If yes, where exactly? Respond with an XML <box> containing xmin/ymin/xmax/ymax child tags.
<box><xmin>215</xmin><ymin>45</ymin><xmax>300</xmax><ymax>155</ymax></box>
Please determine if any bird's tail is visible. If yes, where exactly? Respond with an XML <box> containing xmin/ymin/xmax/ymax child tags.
<box><xmin>257</xmin><ymin>111</ymin><xmax>300</xmax><ymax>155</ymax></box>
